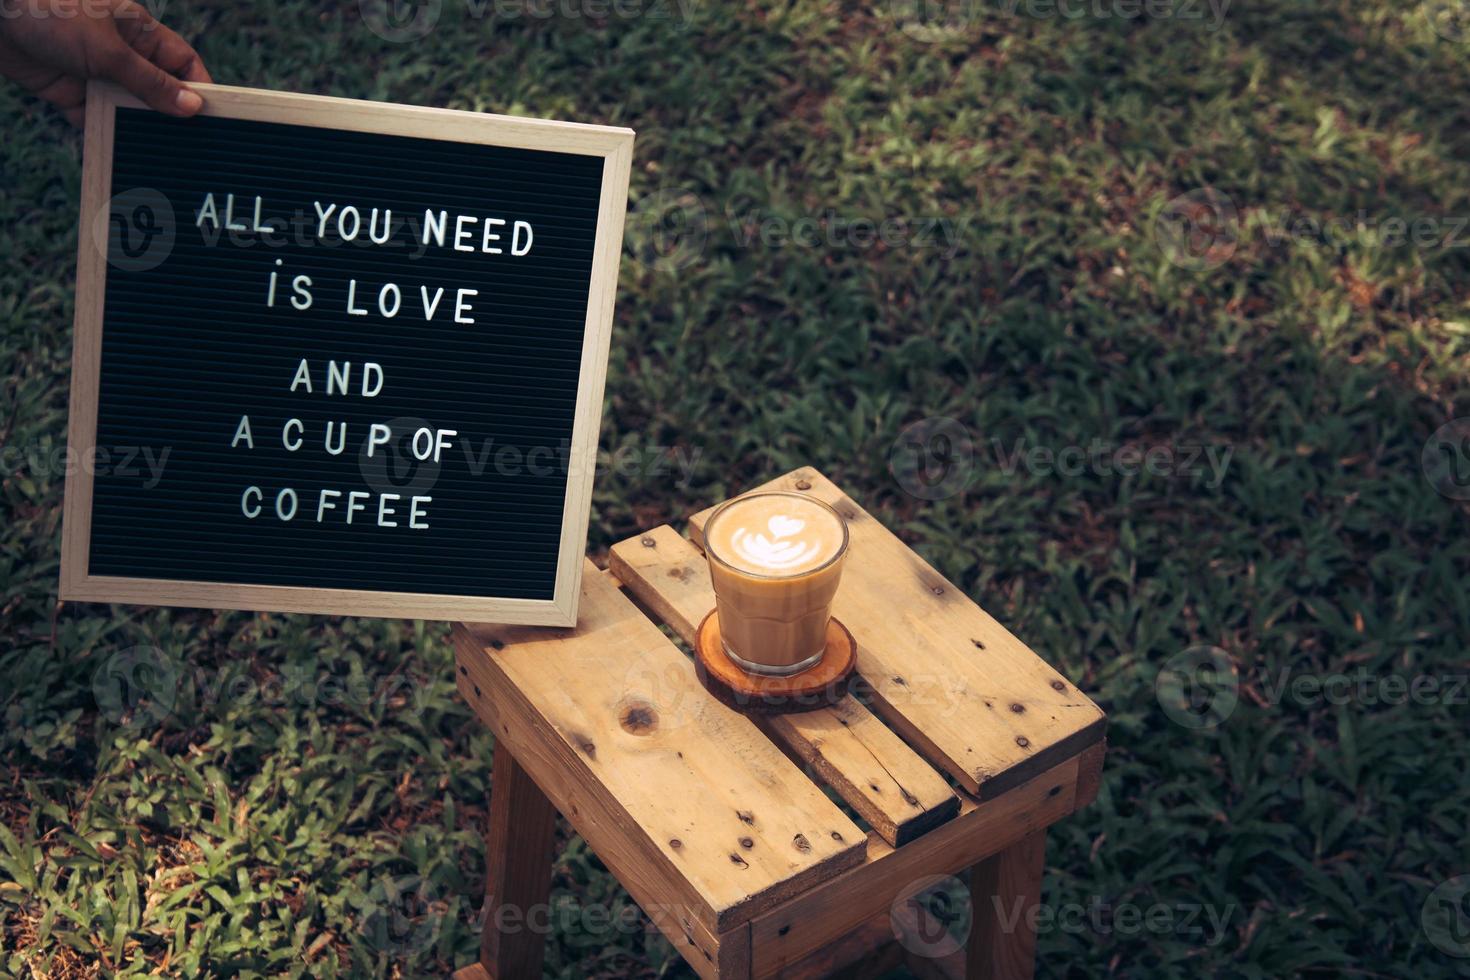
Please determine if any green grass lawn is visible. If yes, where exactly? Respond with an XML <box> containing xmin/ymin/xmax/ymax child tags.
<box><xmin>4</xmin><ymin>0</ymin><xmax>1470</xmax><ymax>976</ymax></box>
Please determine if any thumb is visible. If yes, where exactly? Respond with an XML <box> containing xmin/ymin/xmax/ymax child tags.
<box><xmin>99</xmin><ymin>43</ymin><xmax>203</xmax><ymax>116</ymax></box>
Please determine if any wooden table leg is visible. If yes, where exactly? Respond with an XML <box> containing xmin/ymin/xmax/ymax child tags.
<box><xmin>964</xmin><ymin>831</ymin><xmax>1046</xmax><ymax>980</ymax></box>
<box><xmin>455</xmin><ymin>740</ymin><xmax>559</xmax><ymax>980</ymax></box>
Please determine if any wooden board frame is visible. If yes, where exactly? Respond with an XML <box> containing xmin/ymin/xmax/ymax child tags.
<box><xmin>59</xmin><ymin>81</ymin><xmax>635</xmax><ymax>625</ymax></box>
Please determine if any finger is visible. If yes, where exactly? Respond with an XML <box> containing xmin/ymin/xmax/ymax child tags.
<box><xmin>0</xmin><ymin>34</ymin><xmax>89</xmax><ymax>126</ymax></box>
<box><xmin>27</xmin><ymin>74</ymin><xmax>86</xmax><ymax>127</ymax></box>
<box><xmin>174</xmin><ymin>35</ymin><xmax>213</xmax><ymax>84</ymax></box>
<box><xmin>182</xmin><ymin>53</ymin><xmax>212</xmax><ymax>84</ymax></box>
<box><xmin>34</xmin><ymin>75</ymin><xmax>88</xmax><ymax>126</ymax></box>
<box><xmin>115</xmin><ymin>4</ymin><xmax>212</xmax><ymax>85</ymax></box>
<box><xmin>97</xmin><ymin>41</ymin><xmax>203</xmax><ymax>116</ymax></box>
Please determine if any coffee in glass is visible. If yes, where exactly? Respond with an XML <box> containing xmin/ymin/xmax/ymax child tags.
<box><xmin>703</xmin><ymin>491</ymin><xmax>850</xmax><ymax>675</ymax></box>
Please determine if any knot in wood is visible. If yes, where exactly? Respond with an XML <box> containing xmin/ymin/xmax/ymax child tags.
<box><xmin>618</xmin><ymin>698</ymin><xmax>658</xmax><ymax>736</ymax></box>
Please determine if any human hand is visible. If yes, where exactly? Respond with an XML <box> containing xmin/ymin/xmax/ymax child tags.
<box><xmin>0</xmin><ymin>0</ymin><xmax>210</xmax><ymax>127</ymax></box>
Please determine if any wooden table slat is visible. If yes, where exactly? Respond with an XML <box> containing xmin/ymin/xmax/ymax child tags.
<box><xmin>746</xmin><ymin>754</ymin><xmax>1082</xmax><ymax>975</ymax></box>
<box><xmin>609</xmin><ymin>525</ymin><xmax>960</xmax><ymax>847</ymax></box>
<box><xmin>687</xmin><ymin>468</ymin><xmax>1106</xmax><ymax>800</ymax></box>
<box><xmin>454</xmin><ymin>651</ymin><xmax>749</xmax><ymax>978</ymax></box>
<box><xmin>452</xmin><ymin>560</ymin><xmax>865</xmax><ymax>935</ymax></box>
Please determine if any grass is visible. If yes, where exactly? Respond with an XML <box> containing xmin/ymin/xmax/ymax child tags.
<box><xmin>3</xmin><ymin>0</ymin><xmax>1470</xmax><ymax>976</ymax></box>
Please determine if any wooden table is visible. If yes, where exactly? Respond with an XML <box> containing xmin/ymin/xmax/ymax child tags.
<box><xmin>451</xmin><ymin>467</ymin><xmax>1107</xmax><ymax>979</ymax></box>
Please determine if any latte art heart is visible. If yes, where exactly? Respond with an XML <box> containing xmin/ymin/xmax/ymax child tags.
<box><xmin>729</xmin><ymin>526</ymin><xmax>824</xmax><ymax>571</ymax></box>
<box><xmin>768</xmin><ymin>515</ymin><xmax>806</xmax><ymax>539</ymax></box>
<box><xmin>706</xmin><ymin>494</ymin><xmax>846</xmax><ymax>577</ymax></box>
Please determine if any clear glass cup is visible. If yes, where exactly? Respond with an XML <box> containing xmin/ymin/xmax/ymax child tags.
<box><xmin>703</xmin><ymin>491</ymin><xmax>850</xmax><ymax>675</ymax></box>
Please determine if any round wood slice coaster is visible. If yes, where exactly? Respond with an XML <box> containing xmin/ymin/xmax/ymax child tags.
<box><xmin>693</xmin><ymin>611</ymin><xmax>856</xmax><ymax>715</ymax></box>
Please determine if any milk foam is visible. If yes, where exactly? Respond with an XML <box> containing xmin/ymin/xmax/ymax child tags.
<box><xmin>708</xmin><ymin>494</ymin><xmax>845</xmax><ymax>576</ymax></box>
